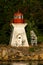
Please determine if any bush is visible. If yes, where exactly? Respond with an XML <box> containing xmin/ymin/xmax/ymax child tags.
<box><xmin>29</xmin><ymin>47</ymin><xmax>35</xmax><ymax>52</ymax></box>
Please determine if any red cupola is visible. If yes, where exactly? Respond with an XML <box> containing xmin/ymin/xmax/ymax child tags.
<box><xmin>13</xmin><ymin>11</ymin><xmax>24</xmax><ymax>23</ymax></box>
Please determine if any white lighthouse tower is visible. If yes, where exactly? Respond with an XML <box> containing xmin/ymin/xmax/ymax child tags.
<box><xmin>10</xmin><ymin>11</ymin><xmax>29</xmax><ymax>47</ymax></box>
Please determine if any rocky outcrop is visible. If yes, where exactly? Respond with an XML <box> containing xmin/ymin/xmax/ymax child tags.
<box><xmin>0</xmin><ymin>45</ymin><xmax>43</xmax><ymax>61</ymax></box>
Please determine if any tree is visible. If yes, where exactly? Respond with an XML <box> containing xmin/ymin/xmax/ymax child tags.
<box><xmin>0</xmin><ymin>0</ymin><xmax>43</xmax><ymax>44</ymax></box>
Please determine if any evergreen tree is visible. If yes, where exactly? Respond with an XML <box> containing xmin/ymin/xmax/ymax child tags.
<box><xmin>0</xmin><ymin>0</ymin><xmax>43</xmax><ymax>44</ymax></box>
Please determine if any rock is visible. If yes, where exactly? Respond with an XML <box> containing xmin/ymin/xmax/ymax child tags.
<box><xmin>0</xmin><ymin>53</ymin><xmax>2</xmax><ymax>59</ymax></box>
<box><xmin>27</xmin><ymin>56</ymin><xmax>31</xmax><ymax>60</ymax></box>
<box><xmin>14</xmin><ymin>51</ymin><xmax>24</xmax><ymax>59</ymax></box>
<box><xmin>3</xmin><ymin>55</ymin><xmax>8</xmax><ymax>60</ymax></box>
<box><xmin>39</xmin><ymin>53</ymin><xmax>43</xmax><ymax>60</ymax></box>
<box><xmin>32</xmin><ymin>55</ymin><xmax>38</xmax><ymax>60</ymax></box>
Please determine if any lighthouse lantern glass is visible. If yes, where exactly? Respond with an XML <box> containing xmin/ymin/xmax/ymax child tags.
<box><xmin>14</xmin><ymin>15</ymin><xmax>23</xmax><ymax>19</ymax></box>
<box><xmin>13</xmin><ymin>12</ymin><xmax>24</xmax><ymax>23</ymax></box>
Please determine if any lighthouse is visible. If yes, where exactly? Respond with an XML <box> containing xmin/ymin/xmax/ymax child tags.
<box><xmin>10</xmin><ymin>11</ymin><xmax>29</xmax><ymax>47</ymax></box>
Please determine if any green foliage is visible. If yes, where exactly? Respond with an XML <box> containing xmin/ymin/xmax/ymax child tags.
<box><xmin>29</xmin><ymin>47</ymin><xmax>35</xmax><ymax>52</ymax></box>
<box><xmin>0</xmin><ymin>0</ymin><xmax>43</xmax><ymax>44</ymax></box>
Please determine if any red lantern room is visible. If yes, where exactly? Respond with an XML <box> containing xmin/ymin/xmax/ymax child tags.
<box><xmin>13</xmin><ymin>11</ymin><xmax>24</xmax><ymax>23</ymax></box>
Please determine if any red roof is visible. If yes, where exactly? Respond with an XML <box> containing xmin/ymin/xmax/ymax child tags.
<box><xmin>13</xmin><ymin>11</ymin><xmax>24</xmax><ymax>23</ymax></box>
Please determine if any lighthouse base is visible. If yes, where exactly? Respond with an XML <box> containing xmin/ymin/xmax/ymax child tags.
<box><xmin>10</xmin><ymin>23</ymin><xmax>29</xmax><ymax>47</ymax></box>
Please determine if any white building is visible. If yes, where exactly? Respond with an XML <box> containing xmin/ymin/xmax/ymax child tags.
<box><xmin>30</xmin><ymin>30</ymin><xmax>37</xmax><ymax>46</ymax></box>
<box><xmin>10</xmin><ymin>11</ymin><xmax>29</xmax><ymax>47</ymax></box>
